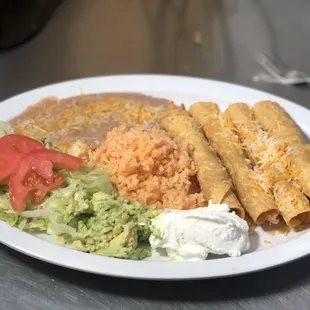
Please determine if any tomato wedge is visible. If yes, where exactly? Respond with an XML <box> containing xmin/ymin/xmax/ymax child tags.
<box><xmin>0</xmin><ymin>134</ymin><xmax>44</xmax><ymax>182</ymax></box>
<box><xmin>9</xmin><ymin>149</ymin><xmax>83</xmax><ymax>212</ymax></box>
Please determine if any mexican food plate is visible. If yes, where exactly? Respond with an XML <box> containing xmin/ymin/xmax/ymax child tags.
<box><xmin>0</xmin><ymin>75</ymin><xmax>310</xmax><ymax>280</ymax></box>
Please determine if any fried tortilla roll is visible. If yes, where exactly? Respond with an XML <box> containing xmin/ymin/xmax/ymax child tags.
<box><xmin>160</xmin><ymin>111</ymin><xmax>245</xmax><ymax>218</ymax></box>
<box><xmin>252</xmin><ymin>101</ymin><xmax>305</xmax><ymax>145</ymax></box>
<box><xmin>252</xmin><ymin>101</ymin><xmax>310</xmax><ymax>198</ymax></box>
<box><xmin>226</xmin><ymin>103</ymin><xmax>310</xmax><ymax>228</ymax></box>
<box><xmin>189</xmin><ymin>102</ymin><xmax>278</xmax><ymax>225</ymax></box>
<box><xmin>284</xmin><ymin>144</ymin><xmax>310</xmax><ymax>198</ymax></box>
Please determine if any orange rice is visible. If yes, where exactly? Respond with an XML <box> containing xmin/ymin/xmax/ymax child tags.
<box><xmin>89</xmin><ymin>124</ymin><xmax>206</xmax><ymax>209</ymax></box>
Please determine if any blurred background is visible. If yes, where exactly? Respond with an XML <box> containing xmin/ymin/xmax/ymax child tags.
<box><xmin>1</xmin><ymin>0</ymin><xmax>310</xmax><ymax>105</ymax></box>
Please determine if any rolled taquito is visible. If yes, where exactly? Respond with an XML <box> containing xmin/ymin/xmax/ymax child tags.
<box><xmin>252</xmin><ymin>101</ymin><xmax>304</xmax><ymax>145</ymax></box>
<box><xmin>226</xmin><ymin>103</ymin><xmax>310</xmax><ymax>227</ymax></box>
<box><xmin>189</xmin><ymin>102</ymin><xmax>278</xmax><ymax>225</ymax></box>
<box><xmin>252</xmin><ymin>101</ymin><xmax>310</xmax><ymax>199</ymax></box>
<box><xmin>160</xmin><ymin>111</ymin><xmax>245</xmax><ymax>218</ymax></box>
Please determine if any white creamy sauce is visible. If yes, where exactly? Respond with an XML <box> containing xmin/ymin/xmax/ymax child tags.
<box><xmin>149</xmin><ymin>201</ymin><xmax>250</xmax><ymax>261</ymax></box>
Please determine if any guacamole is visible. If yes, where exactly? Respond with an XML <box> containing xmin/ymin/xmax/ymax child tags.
<box><xmin>0</xmin><ymin>167</ymin><xmax>161</xmax><ymax>260</ymax></box>
<box><xmin>53</xmin><ymin>192</ymin><xmax>160</xmax><ymax>260</ymax></box>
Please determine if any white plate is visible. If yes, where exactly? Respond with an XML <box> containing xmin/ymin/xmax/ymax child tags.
<box><xmin>1</xmin><ymin>74</ymin><xmax>310</xmax><ymax>280</ymax></box>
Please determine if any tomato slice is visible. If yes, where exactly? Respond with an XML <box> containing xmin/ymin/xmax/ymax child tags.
<box><xmin>9</xmin><ymin>149</ymin><xmax>83</xmax><ymax>212</ymax></box>
<box><xmin>0</xmin><ymin>134</ymin><xmax>44</xmax><ymax>182</ymax></box>
<box><xmin>28</xmin><ymin>173</ymin><xmax>65</xmax><ymax>204</ymax></box>
<box><xmin>27</xmin><ymin>149</ymin><xmax>83</xmax><ymax>172</ymax></box>
<box><xmin>0</xmin><ymin>134</ymin><xmax>44</xmax><ymax>154</ymax></box>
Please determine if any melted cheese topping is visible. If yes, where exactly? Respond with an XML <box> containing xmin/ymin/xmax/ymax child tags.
<box><xmin>232</xmin><ymin>117</ymin><xmax>300</xmax><ymax>197</ymax></box>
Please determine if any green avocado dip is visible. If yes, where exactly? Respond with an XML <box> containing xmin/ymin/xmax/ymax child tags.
<box><xmin>54</xmin><ymin>193</ymin><xmax>160</xmax><ymax>260</ymax></box>
<box><xmin>0</xmin><ymin>166</ymin><xmax>161</xmax><ymax>260</ymax></box>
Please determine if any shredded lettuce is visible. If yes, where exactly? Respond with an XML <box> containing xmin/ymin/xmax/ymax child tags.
<box><xmin>0</xmin><ymin>166</ymin><xmax>160</xmax><ymax>260</ymax></box>
<box><xmin>39</xmin><ymin>137</ymin><xmax>55</xmax><ymax>149</ymax></box>
<box><xmin>0</xmin><ymin>212</ymin><xmax>19</xmax><ymax>227</ymax></box>
<box><xmin>0</xmin><ymin>199</ymin><xmax>49</xmax><ymax>233</ymax></box>
<box><xmin>65</xmin><ymin>166</ymin><xmax>115</xmax><ymax>195</ymax></box>
<box><xmin>0</xmin><ymin>121</ymin><xmax>14</xmax><ymax>138</ymax></box>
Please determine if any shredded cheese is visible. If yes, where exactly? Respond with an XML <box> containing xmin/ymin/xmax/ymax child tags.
<box><xmin>231</xmin><ymin>116</ymin><xmax>300</xmax><ymax>197</ymax></box>
<box><xmin>12</xmin><ymin>96</ymin><xmax>174</xmax><ymax>151</ymax></box>
<box><xmin>249</xmin><ymin>167</ymin><xmax>272</xmax><ymax>193</ymax></box>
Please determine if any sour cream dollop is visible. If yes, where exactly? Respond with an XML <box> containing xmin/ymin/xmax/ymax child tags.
<box><xmin>149</xmin><ymin>201</ymin><xmax>250</xmax><ymax>261</ymax></box>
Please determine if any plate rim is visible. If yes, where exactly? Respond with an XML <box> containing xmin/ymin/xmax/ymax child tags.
<box><xmin>1</xmin><ymin>74</ymin><xmax>310</xmax><ymax>280</ymax></box>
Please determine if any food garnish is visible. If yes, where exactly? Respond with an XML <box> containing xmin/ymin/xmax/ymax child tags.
<box><xmin>0</xmin><ymin>94</ymin><xmax>304</xmax><ymax>261</ymax></box>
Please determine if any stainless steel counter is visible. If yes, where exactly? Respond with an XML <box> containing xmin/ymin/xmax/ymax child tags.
<box><xmin>1</xmin><ymin>0</ymin><xmax>310</xmax><ymax>309</ymax></box>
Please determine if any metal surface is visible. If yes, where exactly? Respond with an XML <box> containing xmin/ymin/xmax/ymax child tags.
<box><xmin>1</xmin><ymin>0</ymin><xmax>310</xmax><ymax>309</ymax></box>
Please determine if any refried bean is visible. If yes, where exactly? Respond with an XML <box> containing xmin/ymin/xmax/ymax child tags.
<box><xmin>10</xmin><ymin>93</ymin><xmax>176</xmax><ymax>151</ymax></box>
